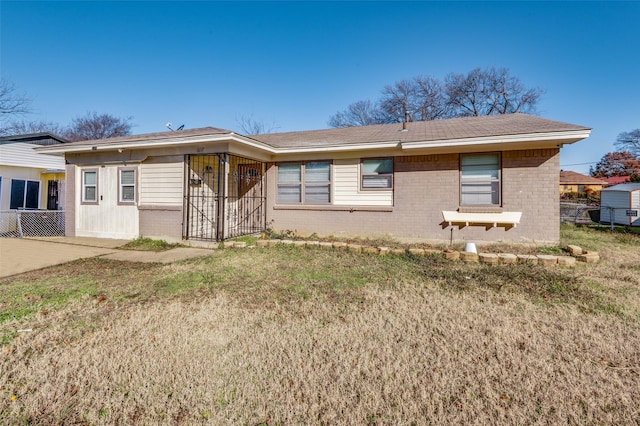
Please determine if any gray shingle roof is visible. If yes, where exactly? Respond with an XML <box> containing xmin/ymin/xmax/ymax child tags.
<box><xmin>39</xmin><ymin>113</ymin><xmax>590</xmax><ymax>154</ymax></box>
<box><xmin>46</xmin><ymin>126</ymin><xmax>233</xmax><ymax>148</ymax></box>
<box><xmin>250</xmin><ymin>113</ymin><xmax>590</xmax><ymax>148</ymax></box>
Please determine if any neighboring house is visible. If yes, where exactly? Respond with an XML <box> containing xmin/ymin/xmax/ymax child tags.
<box><xmin>0</xmin><ymin>133</ymin><xmax>67</xmax><ymax>211</ymax></box>
<box><xmin>559</xmin><ymin>170</ymin><xmax>606</xmax><ymax>195</ymax></box>
<box><xmin>605</xmin><ymin>176</ymin><xmax>632</xmax><ymax>186</ymax></box>
<box><xmin>39</xmin><ymin>113</ymin><xmax>590</xmax><ymax>243</ymax></box>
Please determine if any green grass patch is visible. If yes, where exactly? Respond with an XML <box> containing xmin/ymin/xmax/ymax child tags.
<box><xmin>0</xmin><ymin>275</ymin><xmax>99</xmax><ymax>323</ymax></box>
<box><xmin>228</xmin><ymin>235</ymin><xmax>259</xmax><ymax>246</ymax></box>
<box><xmin>560</xmin><ymin>223</ymin><xmax>640</xmax><ymax>250</ymax></box>
<box><xmin>120</xmin><ymin>237</ymin><xmax>183</xmax><ymax>252</ymax></box>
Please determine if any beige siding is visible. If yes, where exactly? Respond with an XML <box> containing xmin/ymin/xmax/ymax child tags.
<box><xmin>0</xmin><ymin>143</ymin><xmax>65</xmax><ymax>169</ymax></box>
<box><xmin>333</xmin><ymin>159</ymin><xmax>393</xmax><ymax>206</ymax></box>
<box><xmin>139</xmin><ymin>161</ymin><xmax>184</xmax><ymax>206</ymax></box>
<box><xmin>76</xmin><ymin>165</ymin><xmax>139</xmax><ymax>239</ymax></box>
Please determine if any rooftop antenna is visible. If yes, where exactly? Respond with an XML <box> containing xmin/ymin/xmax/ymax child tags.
<box><xmin>166</xmin><ymin>122</ymin><xmax>185</xmax><ymax>131</ymax></box>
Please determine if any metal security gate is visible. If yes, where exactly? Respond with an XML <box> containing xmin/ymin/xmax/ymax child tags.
<box><xmin>183</xmin><ymin>154</ymin><xmax>265</xmax><ymax>241</ymax></box>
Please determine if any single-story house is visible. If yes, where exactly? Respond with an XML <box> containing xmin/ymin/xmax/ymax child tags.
<box><xmin>559</xmin><ymin>170</ymin><xmax>606</xmax><ymax>195</ymax></box>
<box><xmin>39</xmin><ymin>113</ymin><xmax>591</xmax><ymax>244</ymax></box>
<box><xmin>0</xmin><ymin>133</ymin><xmax>68</xmax><ymax>211</ymax></box>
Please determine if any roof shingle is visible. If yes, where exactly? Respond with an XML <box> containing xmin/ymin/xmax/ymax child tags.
<box><xmin>251</xmin><ymin>113</ymin><xmax>590</xmax><ymax>148</ymax></box>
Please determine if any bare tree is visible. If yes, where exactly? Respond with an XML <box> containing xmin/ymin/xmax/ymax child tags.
<box><xmin>445</xmin><ymin>67</ymin><xmax>543</xmax><ymax>117</ymax></box>
<box><xmin>65</xmin><ymin>112</ymin><xmax>133</xmax><ymax>141</ymax></box>
<box><xmin>0</xmin><ymin>78</ymin><xmax>32</xmax><ymax>134</ymax></box>
<box><xmin>615</xmin><ymin>129</ymin><xmax>640</xmax><ymax>157</ymax></box>
<box><xmin>328</xmin><ymin>100</ymin><xmax>387</xmax><ymax>128</ymax></box>
<box><xmin>379</xmin><ymin>80</ymin><xmax>417</xmax><ymax>122</ymax></box>
<box><xmin>1</xmin><ymin>120</ymin><xmax>67</xmax><ymax>137</ymax></box>
<box><xmin>413</xmin><ymin>76</ymin><xmax>451</xmax><ymax>121</ymax></box>
<box><xmin>236</xmin><ymin>114</ymin><xmax>279</xmax><ymax>135</ymax></box>
<box><xmin>378</xmin><ymin>76</ymin><xmax>451</xmax><ymax>123</ymax></box>
<box><xmin>328</xmin><ymin>67</ymin><xmax>543</xmax><ymax>128</ymax></box>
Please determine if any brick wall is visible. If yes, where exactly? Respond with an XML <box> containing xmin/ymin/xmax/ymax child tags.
<box><xmin>266</xmin><ymin>149</ymin><xmax>561</xmax><ymax>243</ymax></box>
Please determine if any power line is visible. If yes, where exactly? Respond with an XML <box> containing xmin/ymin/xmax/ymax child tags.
<box><xmin>560</xmin><ymin>161</ymin><xmax>598</xmax><ymax>166</ymax></box>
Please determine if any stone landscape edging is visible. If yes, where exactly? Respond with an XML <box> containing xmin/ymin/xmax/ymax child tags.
<box><xmin>222</xmin><ymin>240</ymin><xmax>600</xmax><ymax>266</ymax></box>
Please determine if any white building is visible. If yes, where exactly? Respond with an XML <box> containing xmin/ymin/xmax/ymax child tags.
<box><xmin>600</xmin><ymin>183</ymin><xmax>640</xmax><ymax>227</ymax></box>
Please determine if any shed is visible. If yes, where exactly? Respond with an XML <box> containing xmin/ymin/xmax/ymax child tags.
<box><xmin>600</xmin><ymin>183</ymin><xmax>640</xmax><ymax>226</ymax></box>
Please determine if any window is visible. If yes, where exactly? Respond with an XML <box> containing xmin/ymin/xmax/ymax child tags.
<box><xmin>277</xmin><ymin>162</ymin><xmax>302</xmax><ymax>203</ymax></box>
<box><xmin>119</xmin><ymin>168</ymin><xmax>137</xmax><ymax>204</ymax></box>
<box><xmin>460</xmin><ymin>153</ymin><xmax>500</xmax><ymax>205</ymax></box>
<box><xmin>277</xmin><ymin>161</ymin><xmax>331</xmax><ymax>204</ymax></box>
<box><xmin>361</xmin><ymin>158</ymin><xmax>393</xmax><ymax>189</ymax></box>
<box><xmin>82</xmin><ymin>169</ymin><xmax>98</xmax><ymax>204</ymax></box>
<box><xmin>10</xmin><ymin>179</ymin><xmax>40</xmax><ymax>209</ymax></box>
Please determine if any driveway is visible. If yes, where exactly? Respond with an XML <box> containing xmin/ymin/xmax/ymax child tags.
<box><xmin>0</xmin><ymin>237</ymin><xmax>214</xmax><ymax>279</ymax></box>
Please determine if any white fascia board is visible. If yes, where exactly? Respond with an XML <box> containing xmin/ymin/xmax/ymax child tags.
<box><xmin>272</xmin><ymin>141</ymin><xmax>400</xmax><ymax>154</ymax></box>
<box><xmin>401</xmin><ymin>130</ymin><xmax>591</xmax><ymax>150</ymax></box>
<box><xmin>37</xmin><ymin>134</ymin><xmax>278</xmax><ymax>154</ymax></box>
<box><xmin>38</xmin><ymin>137</ymin><xmax>400</xmax><ymax>155</ymax></box>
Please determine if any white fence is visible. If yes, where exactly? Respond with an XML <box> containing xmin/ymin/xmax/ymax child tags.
<box><xmin>0</xmin><ymin>210</ymin><xmax>65</xmax><ymax>238</ymax></box>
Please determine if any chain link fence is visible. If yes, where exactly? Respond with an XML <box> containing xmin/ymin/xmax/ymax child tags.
<box><xmin>0</xmin><ymin>210</ymin><xmax>65</xmax><ymax>238</ymax></box>
<box><xmin>560</xmin><ymin>202</ymin><xmax>599</xmax><ymax>224</ymax></box>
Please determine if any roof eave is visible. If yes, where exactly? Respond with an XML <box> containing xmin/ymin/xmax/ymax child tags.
<box><xmin>401</xmin><ymin>129</ymin><xmax>591</xmax><ymax>150</ymax></box>
<box><xmin>38</xmin><ymin>133</ymin><xmax>278</xmax><ymax>154</ymax></box>
<box><xmin>271</xmin><ymin>141</ymin><xmax>401</xmax><ymax>154</ymax></box>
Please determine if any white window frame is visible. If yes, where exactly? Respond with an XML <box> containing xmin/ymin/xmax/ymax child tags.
<box><xmin>460</xmin><ymin>153</ymin><xmax>501</xmax><ymax>206</ymax></box>
<box><xmin>277</xmin><ymin>161</ymin><xmax>332</xmax><ymax>204</ymax></box>
<box><xmin>81</xmin><ymin>169</ymin><xmax>99</xmax><ymax>205</ymax></box>
<box><xmin>361</xmin><ymin>158</ymin><xmax>393</xmax><ymax>190</ymax></box>
<box><xmin>118</xmin><ymin>167</ymin><xmax>137</xmax><ymax>205</ymax></box>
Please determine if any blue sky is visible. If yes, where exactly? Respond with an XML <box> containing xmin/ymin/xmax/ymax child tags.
<box><xmin>1</xmin><ymin>1</ymin><xmax>638</xmax><ymax>174</ymax></box>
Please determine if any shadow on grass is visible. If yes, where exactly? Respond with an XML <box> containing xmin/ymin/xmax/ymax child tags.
<box><xmin>407</xmin><ymin>253</ymin><xmax>623</xmax><ymax>315</ymax></box>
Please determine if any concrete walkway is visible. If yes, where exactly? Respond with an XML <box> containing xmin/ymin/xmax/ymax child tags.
<box><xmin>0</xmin><ymin>237</ymin><xmax>215</xmax><ymax>279</ymax></box>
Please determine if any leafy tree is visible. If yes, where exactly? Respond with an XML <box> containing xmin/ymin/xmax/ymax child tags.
<box><xmin>65</xmin><ymin>112</ymin><xmax>133</xmax><ymax>141</ymax></box>
<box><xmin>614</xmin><ymin>129</ymin><xmax>640</xmax><ymax>157</ymax></box>
<box><xmin>328</xmin><ymin>67</ymin><xmax>543</xmax><ymax>127</ymax></box>
<box><xmin>590</xmin><ymin>151</ymin><xmax>640</xmax><ymax>178</ymax></box>
<box><xmin>0</xmin><ymin>78</ymin><xmax>32</xmax><ymax>135</ymax></box>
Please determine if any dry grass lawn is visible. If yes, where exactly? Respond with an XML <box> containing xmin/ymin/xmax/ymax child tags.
<box><xmin>1</xmin><ymin>225</ymin><xmax>639</xmax><ymax>424</ymax></box>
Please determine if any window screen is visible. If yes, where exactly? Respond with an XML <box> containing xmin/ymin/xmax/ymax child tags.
<box><xmin>461</xmin><ymin>154</ymin><xmax>500</xmax><ymax>205</ymax></box>
<box><xmin>83</xmin><ymin>170</ymin><xmax>97</xmax><ymax>203</ymax></box>
<box><xmin>120</xmin><ymin>169</ymin><xmax>136</xmax><ymax>202</ymax></box>
<box><xmin>277</xmin><ymin>163</ymin><xmax>302</xmax><ymax>203</ymax></box>
<box><xmin>362</xmin><ymin>158</ymin><xmax>393</xmax><ymax>189</ymax></box>
<box><xmin>277</xmin><ymin>161</ymin><xmax>331</xmax><ymax>204</ymax></box>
